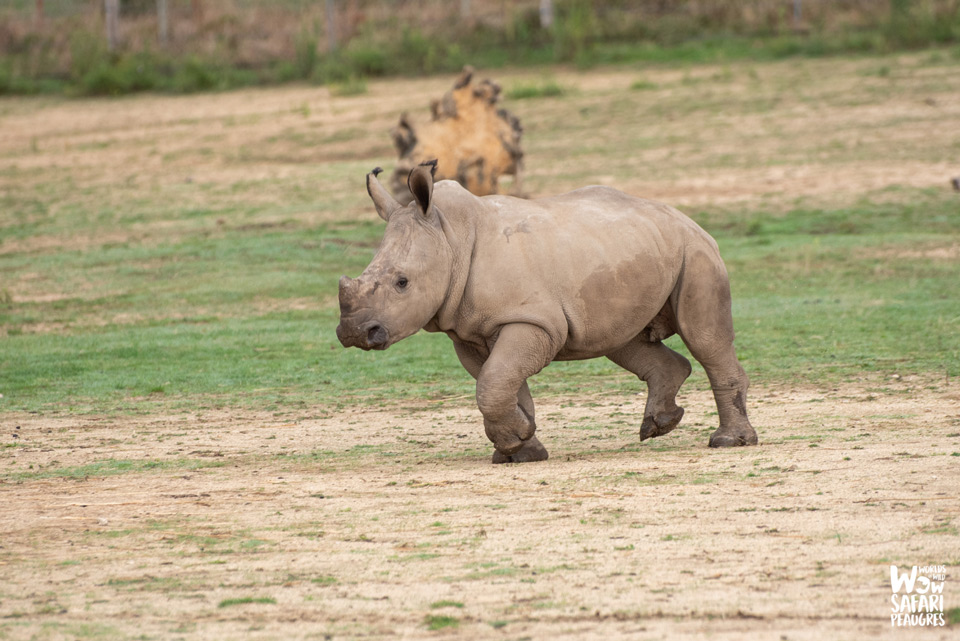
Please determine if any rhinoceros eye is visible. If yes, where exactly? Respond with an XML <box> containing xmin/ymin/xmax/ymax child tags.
<box><xmin>396</xmin><ymin>276</ymin><xmax>409</xmax><ymax>290</ymax></box>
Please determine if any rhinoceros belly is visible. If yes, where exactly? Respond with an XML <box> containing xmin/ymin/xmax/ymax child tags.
<box><xmin>552</xmin><ymin>256</ymin><xmax>677</xmax><ymax>361</ymax></box>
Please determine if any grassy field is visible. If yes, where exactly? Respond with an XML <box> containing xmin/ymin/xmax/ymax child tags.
<box><xmin>1</xmin><ymin>51</ymin><xmax>960</xmax><ymax>640</ymax></box>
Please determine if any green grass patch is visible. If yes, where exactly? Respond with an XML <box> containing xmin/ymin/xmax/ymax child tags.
<box><xmin>630</xmin><ymin>79</ymin><xmax>659</xmax><ymax>91</ymax></box>
<box><xmin>506</xmin><ymin>79</ymin><xmax>567</xmax><ymax>100</ymax></box>
<box><xmin>240</xmin><ymin>539</ymin><xmax>272</xmax><ymax>550</ymax></box>
<box><xmin>462</xmin><ymin>566</ymin><xmax>519</xmax><ymax>580</ymax></box>
<box><xmin>430</xmin><ymin>600</ymin><xmax>464</xmax><ymax>609</ymax></box>
<box><xmin>392</xmin><ymin>553</ymin><xmax>442</xmax><ymax>563</ymax></box>
<box><xmin>4</xmin><ymin>458</ymin><xmax>224</xmax><ymax>482</ymax></box>
<box><xmin>424</xmin><ymin>614</ymin><xmax>459</xmax><ymax>630</ymax></box>
<box><xmin>217</xmin><ymin>596</ymin><xmax>277</xmax><ymax>608</ymax></box>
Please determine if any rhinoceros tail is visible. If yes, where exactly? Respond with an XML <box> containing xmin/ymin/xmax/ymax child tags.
<box><xmin>371</xmin><ymin>167</ymin><xmax>384</xmax><ymax>177</ymax></box>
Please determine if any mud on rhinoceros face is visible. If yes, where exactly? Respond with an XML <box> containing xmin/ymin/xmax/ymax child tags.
<box><xmin>336</xmin><ymin>161</ymin><xmax>453</xmax><ymax>351</ymax></box>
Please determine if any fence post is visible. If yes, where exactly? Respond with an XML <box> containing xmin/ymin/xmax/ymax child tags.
<box><xmin>158</xmin><ymin>0</ymin><xmax>169</xmax><ymax>46</ymax></box>
<box><xmin>326</xmin><ymin>0</ymin><xmax>338</xmax><ymax>53</ymax></box>
<box><xmin>105</xmin><ymin>0</ymin><xmax>119</xmax><ymax>52</ymax></box>
<box><xmin>540</xmin><ymin>0</ymin><xmax>554</xmax><ymax>29</ymax></box>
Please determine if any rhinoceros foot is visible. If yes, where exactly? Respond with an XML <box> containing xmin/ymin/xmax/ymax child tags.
<box><xmin>492</xmin><ymin>436</ymin><xmax>549</xmax><ymax>464</ymax></box>
<box><xmin>640</xmin><ymin>406</ymin><xmax>685</xmax><ymax>441</ymax></box>
<box><xmin>708</xmin><ymin>425</ymin><xmax>759</xmax><ymax>447</ymax></box>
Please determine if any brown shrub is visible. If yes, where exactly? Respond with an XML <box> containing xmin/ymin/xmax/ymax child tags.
<box><xmin>389</xmin><ymin>66</ymin><xmax>524</xmax><ymax>198</ymax></box>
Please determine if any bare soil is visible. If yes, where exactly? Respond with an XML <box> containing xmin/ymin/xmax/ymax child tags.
<box><xmin>2</xmin><ymin>377</ymin><xmax>959</xmax><ymax>640</ymax></box>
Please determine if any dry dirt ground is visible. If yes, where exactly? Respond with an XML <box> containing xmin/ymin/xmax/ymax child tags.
<box><xmin>2</xmin><ymin>378</ymin><xmax>959</xmax><ymax>640</ymax></box>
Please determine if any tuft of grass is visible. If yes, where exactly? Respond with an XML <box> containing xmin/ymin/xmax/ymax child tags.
<box><xmin>393</xmin><ymin>552</ymin><xmax>441</xmax><ymax>562</ymax></box>
<box><xmin>329</xmin><ymin>75</ymin><xmax>368</xmax><ymax>97</ymax></box>
<box><xmin>430</xmin><ymin>600</ymin><xmax>464</xmax><ymax>609</ymax></box>
<box><xmin>630</xmin><ymin>79</ymin><xmax>659</xmax><ymax>91</ymax></box>
<box><xmin>240</xmin><ymin>539</ymin><xmax>271</xmax><ymax>550</ymax></box>
<box><xmin>507</xmin><ymin>79</ymin><xmax>566</xmax><ymax>99</ymax></box>
<box><xmin>218</xmin><ymin>596</ymin><xmax>276</xmax><ymax>608</ymax></box>
<box><xmin>424</xmin><ymin>614</ymin><xmax>459</xmax><ymax>631</ymax></box>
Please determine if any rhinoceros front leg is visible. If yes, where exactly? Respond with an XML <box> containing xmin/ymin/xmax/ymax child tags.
<box><xmin>487</xmin><ymin>378</ymin><xmax>549</xmax><ymax>464</ymax></box>
<box><xmin>471</xmin><ymin>324</ymin><xmax>555</xmax><ymax>463</ymax></box>
<box><xmin>454</xmin><ymin>340</ymin><xmax>549</xmax><ymax>464</ymax></box>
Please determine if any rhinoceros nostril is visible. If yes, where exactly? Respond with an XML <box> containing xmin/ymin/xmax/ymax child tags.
<box><xmin>366</xmin><ymin>324</ymin><xmax>387</xmax><ymax>347</ymax></box>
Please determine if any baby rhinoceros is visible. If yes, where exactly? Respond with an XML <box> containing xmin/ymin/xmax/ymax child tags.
<box><xmin>336</xmin><ymin>161</ymin><xmax>758</xmax><ymax>463</ymax></box>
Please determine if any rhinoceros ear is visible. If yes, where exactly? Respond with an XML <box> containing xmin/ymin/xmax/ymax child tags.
<box><xmin>367</xmin><ymin>167</ymin><xmax>401</xmax><ymax>221</ymax></box>
<box><xmin>408</xmin><ymin>160</ymin><xmax>438</xmax><ymax>217</ymax></box>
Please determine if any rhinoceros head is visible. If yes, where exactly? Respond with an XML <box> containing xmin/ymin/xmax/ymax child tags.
<box><xmin>336</xmin><ymin>161</ymin><xmax>453</xmax><ymax>351</ymax></box>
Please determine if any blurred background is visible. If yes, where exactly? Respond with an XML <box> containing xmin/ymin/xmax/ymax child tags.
<box><xmin>2</xmin><ymin>0</ymin><xmax>960</xmax><ymax>95</ymax></box>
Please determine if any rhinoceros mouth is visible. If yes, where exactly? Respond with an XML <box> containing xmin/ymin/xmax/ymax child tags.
<box><xmin>336</xmin><ymin>320</ymin><xmax>390</xmax><ymax>351</ymax></box>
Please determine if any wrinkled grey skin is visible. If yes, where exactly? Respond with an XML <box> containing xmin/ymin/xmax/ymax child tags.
<box><xmin>337</xmin><ymin>162</ymin><xmax>758</xmax><ymax>463</ymax></box>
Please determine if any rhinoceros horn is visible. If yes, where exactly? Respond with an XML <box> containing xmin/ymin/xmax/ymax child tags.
<box><xmin>366</xmin><ymin>167</ymin><xmax>401</xmax><ymax>221</ymax></box>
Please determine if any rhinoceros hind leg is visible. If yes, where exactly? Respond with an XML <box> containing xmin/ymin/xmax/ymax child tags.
<box><xmin>640</xmin><ymin>406</ymin><xmax>685</xmax><ymax>441</ymax></box>
<box><xmin>492</xmin><ymin>435</ymin><xmax>549</xmax><ymax>464</ymax></box>
<box><xmin>673</xmin><ymin>248</ymin><xmax>758</xmax><ymax>448</ymax></box>
<box><xmin>608</xmin><ymin>339</ymin><xmax>691</xmax><ymax>440</ymax></box>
